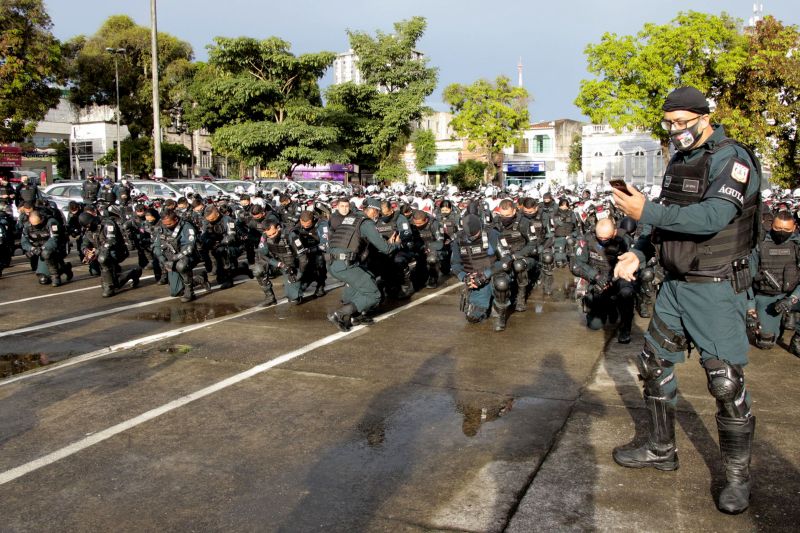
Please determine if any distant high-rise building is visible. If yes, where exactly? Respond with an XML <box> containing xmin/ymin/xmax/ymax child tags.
<box><xmin>517</xmin><ymin>57</ymin><xmax>523</xmax><ymax>88</ymax></box>
<box><xmin>332</xmin><ymin>49</ymin><xmax>362</xmax><ymax>85</ymax></box>
<box><xmin>748</xmin><ymin>2</ymin><xmax>764</xmax><ymax>27</ymax></box>
<box><xmin>332</xmin><ymin>48</ymin><xmax>425</xmax><ymax>87</ymax></box>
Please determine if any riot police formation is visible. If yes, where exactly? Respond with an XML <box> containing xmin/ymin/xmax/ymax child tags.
<box><xmin>3</xmin><ymin>160</ymin><xmax>795</xmax><ymax>517</ymax></box>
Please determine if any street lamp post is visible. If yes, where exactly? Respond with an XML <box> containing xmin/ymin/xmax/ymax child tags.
<box><xmin>105</xmin><ymin>47</ymin><xmax>126</xmax><ymax>182</ymax></box>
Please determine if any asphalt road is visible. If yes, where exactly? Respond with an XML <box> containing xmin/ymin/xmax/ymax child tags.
<box><xmin>1</xmin><ymin>251</ymin><xmax>798</xmax><ymax>532</ymax></box>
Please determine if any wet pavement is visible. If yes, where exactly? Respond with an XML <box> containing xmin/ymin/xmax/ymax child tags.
<box><xmin>0</xmin><ymin>249</ymin><xmax>798</xmax><ymax>532</ymax></box>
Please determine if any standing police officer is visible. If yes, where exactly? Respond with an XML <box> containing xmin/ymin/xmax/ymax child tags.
<box><xmin>612</xmin><ymin>86</ymin><xmax>761</xmax><ymax>514</ymax></box>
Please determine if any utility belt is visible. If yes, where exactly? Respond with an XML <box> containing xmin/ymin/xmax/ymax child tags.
<box><xmin>328</xmin><ymin>251</ymin><xmax>356</xmax><ymax>265</ymax></box>
<box><xmin>668</xmin><ymin>257</ymin><xmax>751</xmax><ymax>293</ymax></box>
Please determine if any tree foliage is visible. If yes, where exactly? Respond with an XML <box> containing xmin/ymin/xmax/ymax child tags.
<box><xmin>443</xmin><ymin>76</ymin><xmax>530</xmax><ymax>182</ymax></box>
<box><xmin>448</xmin><ymin>160</ymin><xmax>488</xmax><ymax>191</ymax></box>
<box><xmin>188</xmin><ymin>36</ymin><xmax>340</xmax><ymax>175</ymax></box>
<box><xmin>64</xmin><ymin>15</ymin><xmax>194</xmax><ymax>138</ymax></box>
<box><xmin>575</xmin><ymin>11</ymin><xmax>745</xmax><ymax>149</ymax></box>
<box><xmin>575</xmin><ymin>11</ymin><xmax>800</xmax><ymax>185</ymax></box>
<box><xmin>325</xmin><ymin>17</ymin><xmax>438</xmax><ymax>172</ymax></box>
<box><xmin>411</xmin><ymin>129</ymin><xmax>436</xmax><ymax>172</ymax></box>
<box><xmin>0</xmin><ymin>0</ymin><xmax>64</xmax><ymax>142</ymax></box>
<box><xmin>714</xmin><ymin>16</ymin><xmax>800</xmax><ymax>185</ymax></box>
<box><xmin>568</xmin><ymin>133</ymin><xmax>582</xmax><ymax>175</ymax></box>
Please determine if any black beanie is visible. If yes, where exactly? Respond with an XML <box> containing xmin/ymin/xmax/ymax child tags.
<box><xmin>662</xmin><ymin>86</ymin><xmax>710</xmax><ymax>114</ymax></box>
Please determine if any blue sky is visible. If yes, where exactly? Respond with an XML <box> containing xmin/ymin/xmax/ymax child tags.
<box><xmin>45</xmin><ymin>1</ymin><xmax>799</xmax><ymax>122</ymax></box>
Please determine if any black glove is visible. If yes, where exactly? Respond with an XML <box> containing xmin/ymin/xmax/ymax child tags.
<box><xmin>473</xmin><ymin>271</ymin><xmax>488</xmax><ymax>287</ymax></box>
<box><xmin>592</xmin><ymin>273</ymin><xmax>609</xmax><ymax>293</ymax></box>
<box><xmin>774</xmin><ymin>296</ymin><xmax>797</xmax><ymax>314</ymax></box>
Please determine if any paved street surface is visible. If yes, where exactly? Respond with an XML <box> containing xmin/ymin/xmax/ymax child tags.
<box><xmin>1</xmin><ymin>251</ymin><xmax>798</xmax><ymax>532</ymax></box>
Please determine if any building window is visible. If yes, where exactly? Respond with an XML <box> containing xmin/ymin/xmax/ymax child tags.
<box><xmin>653</xmin><ymin>149</ymin><xmax>664</xmax><ymax>177</ymax></box>
<box><xmin>533</xmin><ymin>135</ymin><xmax>551</xmax><ymax>154</ymax></box>
<box><xmin>200</xmin><ymin>150</ymin><xmax>211</xmax><ymax>168</ymax></box>
<box><xmin>612</xmin><ymin>150</ymin><xmax>624</xmax><ymax>178</ymax></box>
<box><xmin>72</xmin><ymin>141</ymin><xmax>94</xmax><ymax>162</ymax></box>
<box><xmin>513</xmin><ymin>138</ymin><xmax>530</xmax><ymax>154</ymax></box>
<box><xmin>632</xmin><ymin>149</ymin><xmax>646</xmax><ymax>177</ymax></box>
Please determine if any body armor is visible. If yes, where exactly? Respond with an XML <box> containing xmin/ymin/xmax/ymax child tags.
<box><xmin>266</xmin><ymin>231</ymin><xmax>296</xmax><ymax>266</ymax></box>
<box><xmin>457</xmin><ymin>230</ymin><xmax>494</xmax><ymax>274</ymax></box>
<box><xmin>553</xmin><ymin>210</ymin><xmax>576</xmax><ymax>237</ymax></box>
<box><xmin>328</xmin><ymin>214</ymin><xmax>365</xmax><ymax>255</ymax></box>
<box><xmin>497</xmin><ymin>217</ymin><xmax>526</xmax><ymax>253</ymax></box>
<box><xmin>375</xmin><ymin>212</ymin><xmax>398</xmax><ymax>239</ymax></box>
<box><xmin>82</xmin><ymin>181</ymin><xmax>100</xmax><ymax>203</ymax></box>
<box><xmin>656</xmin><ymin>139</ymin><xmax>759</xmax><ymax>275</ymax></box>
<box><xmin>754</xmin><ymin>238</ymin><xmax>800</xmax><ymax>295</ymax></box>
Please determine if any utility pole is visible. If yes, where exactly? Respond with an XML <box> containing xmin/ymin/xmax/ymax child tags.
<box><xmin>150</xmin><ymin>0</ymin><xmax>162</xmax><ymax>178</ymax></box>
<box><xmin>105</xmin><ymin>47</ymin><xmax>126</xmax><ymax>181</ymax></box>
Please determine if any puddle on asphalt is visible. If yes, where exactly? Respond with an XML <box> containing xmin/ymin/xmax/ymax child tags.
<box><xmin>0</xmin><ymin>353</ymin><xmax>51</xmax><ymax>378</ymax></box>
<box><xmin>133</xmin><ymin>302</ymin><xmax>251</xmax><ymax>324</ymax></box>
<box><xmin>456</xmin><ymin>398</ymin><xmax>515</xmax><ymax>437</ymax></box>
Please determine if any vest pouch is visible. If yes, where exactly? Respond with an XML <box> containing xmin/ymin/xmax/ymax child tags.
<box><xmin>659</xmin><ymin>239</ymin><xmax>698</xmax><ymax>276</ymax></box>
<box><xmin>783</xmin><ymin>264</ymin><xmax>798</xmax><ymax>293</ymax></box>
<box><xmin>731</xmin><ymin>257</ymin><xmax>752</xmax><ymax>294</ymax></box>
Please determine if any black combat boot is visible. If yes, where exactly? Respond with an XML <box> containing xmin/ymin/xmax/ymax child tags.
<box><xmin>180</xmin><ymin>285</ymin><xmax>195</xmax><ymax>303</ymax></box>
<box><xmin>102</xmin><ymin>283</ymin><xmax>115</xmax><ymax>297</ymax></box>
<box><xmin>38</xmin><ymin>274</ymin><xmax>51</xmax><ymax>285</ymax></box>
<box><xmin>194</xmin><ymin>271</ymin><xmax>211</xmax><ymax>291</ymax></box>
<box><xmin>790</xmin><ymin>333</ymin><xmax>800</xmax><ymax>357</ymax></box>
<box><xmin>491</xmin><ymin>303</ymin><xmax>508</xmax><ymax>332</ymax></box>
<box><xmin>783</xmin><ymin>311</ymin><xmax>796</xmax><ymax>332</ymax></box>
<box><xmin>716</xmin><ymin>415</ymin><xmax>755</xmax><ymax>514</ymax></box>
<box><xmin>328</xmin><ymin>302</ymin><xmax>357</xmax><ymax>332</ymax></box>
<box><xmin>52</xmin><ymin>274</ymin><xmax>62</xmax><ymax>287</ymax></box>
<box><xmin>263</xmin><ymin>287</ymin><xmax>277</xmax><ymax>305</ymax></box>
<box><xmin>514</xmin><ymin>295</ymin><xmax>527</xmax><ymax>312</ymax></box>
<box><xmin>63</xmin><ymin>262</ymin><xmax>74</xmax><ymax>282</ymax></box>
<box><xmin>613</xmin><ymin>396</ymin><xmax>679</xmax><ymax>471</ymax></box>
<box><xmin>314</xmin><ymin>282</ymin><xmax>326</xmax><ymax>298</ymax></box>
<box><xmin>618</xmin><ymin>326</ymin><xmax>632</xmax><ymax>344</ymax></box>
<box><xmin>398</xmin><ymin>268</ymin><xmax>414</xmax><ymax>299</ymax></box>
<box><xmin>542</xmin><ymin>273</ymin><xmax>553</xmax><ymax>296</ymax></box>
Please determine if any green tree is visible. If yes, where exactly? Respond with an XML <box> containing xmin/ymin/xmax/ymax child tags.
<box><xmin>568</xmin><ymin>133</ymin><xmax>582</xmax><ymax>175</ymax></box>
<box><xmin>714</xmin><ymin>16</ymin><xmax>800</xmax><ymax>186</ymax></box>
<box><xmin>187</xmin><ymin>37</ymin><xmax>340</xmax><ymax>176</ymax></box>
<box><xmin>443</xmin><ymin>76</ymin><xmax>530</xmax><ymax>183</ymax></box>
<box><xmin>326</xmin><ymin>17</ymin><xmax>438</xmax><ymax>175</ymax></box>
<box><xmin>574</xmin><ymin>11</ymin><xmax>746</xmax><ymax>154</ymax></box>
<box><xmin>411</xmin><ymin>129</ymin><xmax>436</xmax><ymax>172</ymax></box>
<box><xmin>64</xmin><ymin>15</ymin><xmax>194</xmax><ymax>138</ymax></box>
<box><xmin>0</xmin><ymin>0</ymin><xmax>64</xmax><ymax>142</ymax></box>
<box><xmin>448</xmin><ymin>160</ymin><xmax>488</xmax><ymax>191</ymax></box>
<box><xmin>50</xmin><ymin>140</ymin><xmax>69</xmax><ymax>177</ymax></box>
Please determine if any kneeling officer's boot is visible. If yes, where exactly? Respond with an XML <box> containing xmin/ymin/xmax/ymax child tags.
<box><xmin>613</xmin><ymin>395</ymin><xmax>679</xmax><ymax>471</ymax></box>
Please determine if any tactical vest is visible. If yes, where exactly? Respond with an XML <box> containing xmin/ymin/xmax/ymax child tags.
<box><xmin>0</xmin><ymin>183</ymin><xmax>14</xmax><ymax>203</ymax></box>
<box><xmin>439</xmin><ymin>214</ymin><xmax>459</xmax><ymax>239</ymax></box>
<box><xmin>375</xmin><ymin>212</ymin><xmax>397</xmax><ymax>239</ymax></box>
<box><xmin>414</xmin><ymin>222</ymin><xmax>436</xmax><ymax>244</ymax></box>
<box><xmin>294</xmin><ymin>226</ymin><xmax>320</xmax><ymax>251</ymax></box>
<box><xmin>457</xmin><ymin>230</ymin><xmax>494</xmax><ymax>274</ymax></box>
<box><xmin>585</xmin><ymin>235</ymin><xmax>623</xmax><ymax>277</ymax></box>
<box><xmin>754</xmin><ymin>238</ymin><xmax>800</xmax><ymax>295</ymax></box>
<box><xmin>82</xmin><ymin>181</ymin><xmax>100</xmax><ymax>203</ymax></box>
<box><xmin>266</xmin><ymin>232</ymin><xmax>295</xmax><ymax>265</ymax></box>
<box><xmin>553</xmin><ymin>210</ymin><xmax>575</xmax><ymax>237</ymax></box>
<box><xmin>498</xmin><ymin>218</ymin><xmax>526</xmax><ymax>253</ymax></box>
<box><xmin>656</xmin><ymin>139</ymin><xmax>759</xmax><ymax>274</ymax></box>
<box><xmin>160</xmin><ymin>223</ymin><xmax>184</xmax><ymax>261</ymax></box>
<box><xmin>27</xmin><ymin>224</ymin><xmax>51</xmax><ymax>244</ymax></box>
<box><xmin>328</xmin><ymin>214</ymin><xmax>365</xmax><ymax>255</ymax></box>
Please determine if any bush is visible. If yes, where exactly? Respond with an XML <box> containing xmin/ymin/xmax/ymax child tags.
<box><xmin>449</xmin><ymin>160</ymin><xmax>487</xmax><ymax>191</ymax></box>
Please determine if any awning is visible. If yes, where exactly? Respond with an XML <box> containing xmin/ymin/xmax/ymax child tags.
<box><xmin>424</xmin><ymin>164</ymin><xmax>455</xmax><ymax>172</ymax></box>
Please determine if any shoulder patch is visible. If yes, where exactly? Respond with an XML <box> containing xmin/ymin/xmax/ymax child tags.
<box><xmin>731</xmin><ymin>162</ymin><xmax>749</xmax><ymax>183</ymax></box>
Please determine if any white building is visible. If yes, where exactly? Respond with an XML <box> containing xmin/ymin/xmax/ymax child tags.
<box><xmin>332</xmin><ymin>48</ymin><xmax>424</xmax><ymax>87</ymax></box>
<box><xmin>69</xmin><ymin>104</ymin><xmax>130</xmax><ymax>179</ymax></box>
<box><xmin>30</xmin><ymin>94</ymin><xmax>75</xmax><ymax>148</ymax></box>
<box><xmin>402</xmin><ymin>111</ymin><xmax>459</xmax><ymax>185</ymax></box>
<box><xmin>580</xmin><ymin>124</ymin><xmax>664</xmax><ymax>187</ymax></box>
<box><xmin>503</xmin><ymin>119</ymin><xmax>583</xmax><ymax>187</ymax></box>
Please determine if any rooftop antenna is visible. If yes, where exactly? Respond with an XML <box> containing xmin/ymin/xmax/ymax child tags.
<box><xmin>517</xmin><ymin>56</ymin><xmax>523</xmax><ymax>88</ymax></box>
<box><xmin>748</xmin><ymin>2</ymin><xmax>764</xmax><ymax>26</ymax></box>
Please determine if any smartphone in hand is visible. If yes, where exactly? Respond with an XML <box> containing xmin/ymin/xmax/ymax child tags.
<box><xmin>609</xmin><ymin>179</ymin><xmax>632</xmax><ymax>196</ymax></box>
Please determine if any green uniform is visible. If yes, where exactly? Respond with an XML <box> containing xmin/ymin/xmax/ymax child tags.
<box><xmin>328</xmin><ymin>215</ymin><xmax>398</xmax><ymax>314</ymax></box>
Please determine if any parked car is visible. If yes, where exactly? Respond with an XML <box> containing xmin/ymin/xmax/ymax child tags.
<box><xmin>130</xmin><ymin>180</ymin><xmax>184</xmax><ymax>202</ymax></box>
<box><xmin>171</xmin><ymin>180</ymin><xmax>229</xmax><ymax>199</ymax></box>
<box><xmin>43</xmin><ymin>181</ymin><xmax>84</xmax><ymax>201</ymax></box>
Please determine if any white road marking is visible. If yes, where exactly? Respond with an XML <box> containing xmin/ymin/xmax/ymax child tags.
<box><xmin>0</xmin><ymin>282</ymin><xmax>344</xmax><ymax>387</ymax></box>
<box><xmin>0</xmin><ymin>275</ymin><xmax>156</xmax><ymax>307</ymax></box>
<box><xmin>0</xmin><ymin>283</ymin><xmax>458</xmax><ymax>485</ymax></box>
<box><xmin>0</xmin><ymin>279</ymin><xmax>247</xmax><ymax>337</ymax></box>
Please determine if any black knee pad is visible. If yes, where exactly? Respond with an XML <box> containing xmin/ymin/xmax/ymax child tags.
<box><xmin>175</xmin><ymin>257</ymin><xmax>192</xmax><ymax>274</ymax></box>
<box><xmin>512</xmin><ymin>258</ymin><xmax>528</xmax><ymax>273</ymax></box>
<box><xmin>618</xmin><ymin>282</ymin><xmax>635</xmax><ymax>299</ymax></box>
<box><xmin>570</xmin><ymin>263</ymin><xmax>582</xmax><ymax>277</ymax></box>
<box><xmin>541</xmin><ymin>252</ymin><xmax>554</xmax><ymax>265</ymax></box>
<box><xmin>703</xmin><ymin>358</ymin><xmax>750</xmax><ymax>418</ymax></box>
<box><xmin>426</xmin><ymin>252</ymin><xmax>438</xmax><ymax>265</ymax></box>
<box><xmin>635</xmin><ymin>343</ymin><xmax>676</xmax><ymax>401</ymax></box>
<box><xmin>640</xmin><ymin>267</ymin><xmax>655</xmax><ymax>283</ymax></box>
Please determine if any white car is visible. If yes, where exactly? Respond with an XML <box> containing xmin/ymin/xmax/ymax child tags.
<box><xmin>171</xmin><ymin>180</ymin><xmax>229</xmax><ymax>199</ymax></box>
<box><xmin>129</xmin><ymin>180</ymin><xmax>184</xmax><ymax>202</ymax></box>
